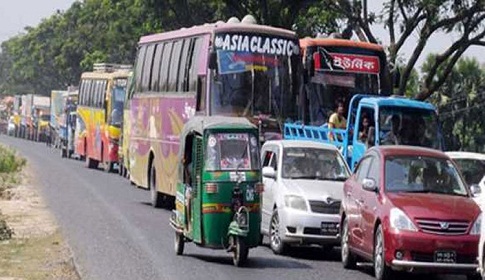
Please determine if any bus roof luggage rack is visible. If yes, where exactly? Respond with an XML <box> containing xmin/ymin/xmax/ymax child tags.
<box><xmin>93</xmin><ymin>63</ymin><xmax>133</xmax><ymax>73</ymax></box>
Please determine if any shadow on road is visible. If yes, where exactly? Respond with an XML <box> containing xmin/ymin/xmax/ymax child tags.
<box><xmin>285</xmin><ymin>246</ymin><xmax>341</xmax><ymax>262</ymax></box>
<box><xmin>186</xmin><ymin>253</ymin><xmax>312</xmax><ymax>269</ymax></box>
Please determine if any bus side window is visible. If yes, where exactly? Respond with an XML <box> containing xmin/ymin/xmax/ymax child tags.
<box><xmin>79</xmin><ymin>80</ymin><xmax>85</xmax><ymax>106</ymax></box>
<box><xmin>196</xmin><ymin>76</ymin><xmax>206</xmax><ymax>113</ymax></box>
<box><xmin>135</xmin><ymin>45</ymin><xmax>147</xmax><ymax>93</ymax></box>
<box><xmin>151</xmin><ymin>43</ymin><xmax>164</xmax><ymax>92</ymax></box>
<box><xmin>177</xmin><ymin>39</ymin><xmax>189</xmax><ymax>92</ymax></box>
<box><xmin>87</xmin><ymin>80</ymin><xmax>94</xmax><ymax>107</ymax></box>
<box><xmin>159</xmin><ymin>41</ymin><xmax>173</xmax><ymax>92</ymax></box>
<box><xmin>169</xmin><ymin>40</ymin><xmax>183</xmax><ymax>92</ymax></box>
<box><xmin>188</xmin><ymin>37</ymin><xmax>202</xmax><ymax>92</ymax></box>
<box><xmin>142</xmin><ymin>44</ymin><xmax>156</xmax><ymax>93</ymax></box>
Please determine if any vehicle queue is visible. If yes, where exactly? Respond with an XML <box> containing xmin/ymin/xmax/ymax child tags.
<box><xmin>5</xmin><ymin>14</ymin><xmax>485</xmax><ymax>280</ymax></box>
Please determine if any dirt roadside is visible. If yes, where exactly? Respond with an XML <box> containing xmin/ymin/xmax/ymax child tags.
<box><xmin>0</xmin><ymin>164</ymin><xmax>80</xmax><ymax>280</ymax></box>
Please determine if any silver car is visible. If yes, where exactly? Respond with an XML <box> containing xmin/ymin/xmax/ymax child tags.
<box><xmin>260</xmin><ymin>140</ymin><xmax>351</xmax><ymax>254</ymax></box>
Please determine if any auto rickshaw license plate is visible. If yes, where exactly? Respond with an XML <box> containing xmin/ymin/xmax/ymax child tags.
<box><xmin>434</xmin><ymin>251</ymin><xmax>456</xmax><ymax>263</ymax></box>
<box><xmin>320</xmin><ymin>222</ymin><xmax>339</xmax><ymax>235</ymax></box>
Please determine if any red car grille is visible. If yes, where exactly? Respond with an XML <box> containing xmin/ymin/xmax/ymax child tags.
<box><xmin>415</xmin><ymin>219</ymin><xmax>470</xmax><ymax>235</ymax></box>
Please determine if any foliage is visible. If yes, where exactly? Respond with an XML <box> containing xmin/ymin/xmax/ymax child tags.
<box><xmin>0</xmin><ymin>216</ymin><xmax>14</xmax><ymax>241</ymax></box>
<box><xmin>330</xmin><ymin>0</ymin><xmax>485</xmax><ymax>99</ymax></box>
<box><xmin>426</xmin><ymin>56</ymin><xmax>485</xmax><ymax>152</ymax></box>
<box><xmin>0</xmin><ymin>0</ymin><xmax>342</xmax><ymax>96</ymax></box>
<box><xmin>0</xmin><ymin>145</ymin><xmax>26</xmax><ymax>174</ymax></box>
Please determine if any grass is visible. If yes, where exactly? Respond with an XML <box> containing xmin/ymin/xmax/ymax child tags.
<box><xmin>0</xmin><ymin>231</ymin><xmax>79</xmax><ymax>280</ymax></box>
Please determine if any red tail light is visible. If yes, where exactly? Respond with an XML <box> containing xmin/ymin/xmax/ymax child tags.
<box><xmin>205</xmin><ymin>183</ymin><xmax>218</xmax><ymax>194</ymax></box>
<box><xmin>255</xmin><ymin>182</ymin><xmax>264</xmax><ymax>193</ymax></box>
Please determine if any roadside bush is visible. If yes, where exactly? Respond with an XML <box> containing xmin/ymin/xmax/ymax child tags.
<box><xmin>0</xmin><ymin>145</ymin><xmax>26</xmax><ymax>173</ymax></box>
<box><xmin>0</xmin><ymin>216</ymin><xmax>14</xmax><ymax>240</ymax></box>
<box><xmin>0</xmin><ymin>145</ymin><xmax>25</xmax><ymax>197</ymax></box>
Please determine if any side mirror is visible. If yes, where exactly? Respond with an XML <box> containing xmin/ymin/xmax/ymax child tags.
<box><xmin>366</xmin><ymin>126</ymin><xmax>376</xmax><ymax>147</ymax></box>
<box><xmin>262</xmin><ymin>166</ymin><xmax>276</xmax><ymax>179</ymax></box>
<box><xmin>470</xmin><ymin>184</ymin><xmax>481</xmax><ymax>197</ymax></box>
<box><xmin>209</xmin><ymin>51</ymin><xmax>218</xmax><ymax>70</ymax></box>
<box><xmin>362</xmin><ymin>178</ymin><xmax>378</xmax><ymax>192</ymax></box>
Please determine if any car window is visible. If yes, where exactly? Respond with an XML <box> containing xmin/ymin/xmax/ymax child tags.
<box><xmin>385</xmin><ymin>155</ymin><xmax>468</xmax><ymax>196</ymax></box>
<box><xmin>270</xmin><ymin>152</ymin><xmax>278</xmax><ymax>170</ymax></box>
<box><xmin>355</xmin><ymin>157</ymin><xmax>372</xmax><ymax>184</ymax></box>
<box><xmin>262</xmin><ymin>150</ymin><xmax>278</xmax><ymax>171</ymax></box>
<box><xmin>453</xmin><ymin>158</ymin><xmax>485</xmax><ymax>186</ymax></box>
<box><xmin>281</xmin><ymin>147</ymin><xmax>350</xmax><ymax>180</ymax></box>
<box><xmin>367</xmin><ymin>155</ymin><xmax>380</xmax><ymax>185</ymax></box>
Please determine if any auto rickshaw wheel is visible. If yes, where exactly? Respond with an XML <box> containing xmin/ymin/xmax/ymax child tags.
<box><xmin>174</xmin><ymin>232</ymin><xmax>185</xmax><ymax>255</ymax></box>
<box><xmin>232</xmin><ymin>236</ymin><xmax>248</xmax><ymax>267</ymax></box>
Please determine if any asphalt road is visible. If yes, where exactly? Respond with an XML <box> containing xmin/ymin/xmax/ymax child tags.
<box><xmin>0</xmin><ymin>135</ymin><xmax>468</xmax><ymax>280</ymax></box>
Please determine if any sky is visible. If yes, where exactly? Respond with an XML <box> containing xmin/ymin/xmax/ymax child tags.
<box><xmin>0</xmin><ymin>0</ymin><xmax>483</xmax><ymax>71</ymax></box>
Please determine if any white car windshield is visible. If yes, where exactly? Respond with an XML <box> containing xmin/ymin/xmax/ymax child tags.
<box><xmin>385</xmin><ymin>156</ymin><xmax>468</xmax><ymax>197</ymax></box>
<box><xmin>452</xmin><ymin>158</ymin><xmax>485</xmax><ymax>186</ymax></box>
<box><xmin>281</xmin><ymin>147</ymin><xmax>350</xmax><ymax>180</ymax></box>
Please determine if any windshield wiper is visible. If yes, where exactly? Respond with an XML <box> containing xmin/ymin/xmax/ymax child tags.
<box><xmin>290</xmin><ymin>175</ymin><xmax>317</xmax><ymax>180</ymax></box>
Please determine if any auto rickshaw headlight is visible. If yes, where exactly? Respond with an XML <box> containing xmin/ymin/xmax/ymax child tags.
<box><xmin>205</xmin><ymin>183</ymin><xmax>218</xmax><ymax>194</ymax></box>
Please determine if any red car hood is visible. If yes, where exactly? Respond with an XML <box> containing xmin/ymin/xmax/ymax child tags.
<box><xmin>387</xmin><ymin>193</ymin><xmax>481</xmax><ymax>222</ymax></box>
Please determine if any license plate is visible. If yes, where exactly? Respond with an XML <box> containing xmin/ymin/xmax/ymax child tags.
<box><xmin>320</xmin><ymin>222</ymin><xmax>339</xmax><ymax>235</ymax></box>
<box><xmin>434</xmin><ymin>251</ymin><xmax>456</xmax><ymax>263</ymax></box>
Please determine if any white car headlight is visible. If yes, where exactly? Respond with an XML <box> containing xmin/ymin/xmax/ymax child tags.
<box><xmin>390</xmin><ymin>208</ymin><xmax>417</xmax><ymax>232</ymax></box>
<box><xmin>284</xmin><ymin>195</ymin><xmax>308</xmax><ymax>211</ymax></box>
<box><xmin>470</xmin><ymin>213</ymin><xmax>482</xmax><ymax>235</ymax></box>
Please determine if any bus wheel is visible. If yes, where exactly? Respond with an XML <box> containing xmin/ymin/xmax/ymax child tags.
<box><xmin>60</xmin><ymin>147</ymin><xmax>67</xmax><ymax>158</ymax></box>
<box><xmin>149</xmin><ymin>163</ymin><xmax>163</xmax><ymax>208</ymax></box>
<box><xmin>86</xmin><ymin>157</ymin><xmax>98</xmax><ymax>169</ymax></box>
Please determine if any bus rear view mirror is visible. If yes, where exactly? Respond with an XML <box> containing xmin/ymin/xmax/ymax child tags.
<box><xmin>209</xmin><ymin>51</ymin><xmax>217</xmax><ymax>70</ymax></box>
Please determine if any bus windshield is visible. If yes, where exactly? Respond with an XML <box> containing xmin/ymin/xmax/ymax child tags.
<box><xmin>110</xmin><ymin>79</ymin><xmax>127</xmax><ymax>127</ymax></box>
<box><xmin>211</xmin><ymin>32</ymin><xmax>301</xmax><ymax>131</ymax></box>
<box><xmin>379</xmin><ymin>106</ymin><xmax>442</xmax><ymax>150</ymax></box>
<box><xmin>305</xmin><ymin>45</ymin><xmax>389</xmax><ymax>125</ymax></box>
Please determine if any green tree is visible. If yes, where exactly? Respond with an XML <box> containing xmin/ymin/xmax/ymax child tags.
<box><xmin>425</xmin><ymin>56</ymin><xmax>485</xmax><ymax>152</ymax></box>
<box><xmin>328</xmin><ymin>0</ymin><xmax>485</xmax><ymax>100</ymax></box>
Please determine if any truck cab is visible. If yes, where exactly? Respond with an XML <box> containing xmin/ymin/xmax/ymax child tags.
<box><xmin>284</xmin><ymin>94</ymin><xmax>445</xmax><ymax>171</ymax></box>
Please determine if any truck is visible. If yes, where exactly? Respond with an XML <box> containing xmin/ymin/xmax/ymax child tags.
<box><xmin>284</xmin><ymin>94</ymin><xmax>445</xmax><ymax>171</ymax></box>
<box><xmin>18</xmin><ymin>94</ymin><xmax>50</xmax><ymax>141</ymax></box>
<box><xmin>11</xmin><ymin>95</ymin><xmax>22</xmax><ymax>137</ymax></box>
<box><xmin>59</xmin><ymin>89</ymin><xmax>78</xmax><ymax>158</ymax></box>
<box><xmin>50</xmin><ymin>90</ymin><xmax>68</xmax><ymax>146</ymax></box>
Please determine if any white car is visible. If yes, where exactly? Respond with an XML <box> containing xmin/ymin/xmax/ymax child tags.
<box><xmin>260</xmin><ymin>140</ymin><xmax>351</xmax><ymax>254</ymax></box>
<box><xmin>446</xmin><ymin>151</ymin><xmax>485</xmax><ymax>204</ymax></box>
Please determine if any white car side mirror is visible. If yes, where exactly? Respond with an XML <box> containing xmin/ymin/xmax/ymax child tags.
<box><xmin>262</xmin><ymin>166</ymin><xmax>276</xmax><ymax>179</ymax></box>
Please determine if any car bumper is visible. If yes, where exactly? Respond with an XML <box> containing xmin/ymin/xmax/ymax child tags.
<box><xmin>279</xmin><ymin>207</ymin><xmax>340</xmax><ymax>245</ymax></box>
<box><xmin>386</xmin><ymin>229</ymin><xmax>479</xmax><ymax>273</ymax></box>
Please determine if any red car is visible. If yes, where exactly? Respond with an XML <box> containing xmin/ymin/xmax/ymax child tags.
<box><xmin>340</xmin><ymin>146</ymin><xmax>482</xmax><ymax>280</ymax></box>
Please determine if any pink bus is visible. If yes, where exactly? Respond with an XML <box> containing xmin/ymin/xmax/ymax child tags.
<box><xmin>126</xmin><ymin>16</ymin><xmax>302</xmax><ymax>207</ymax></box>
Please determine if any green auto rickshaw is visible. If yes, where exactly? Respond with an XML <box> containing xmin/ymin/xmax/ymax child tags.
<box><xmin>170</xmin><ymin>116</ymin><xmax>263</xmax><ymax>266</ymax></box>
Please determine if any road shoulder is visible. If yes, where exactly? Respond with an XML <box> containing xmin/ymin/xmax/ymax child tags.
<box><xmin>0</xmin><ymin>163</ymin><xmax>80</xmax><ymax>280</ymax></box>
